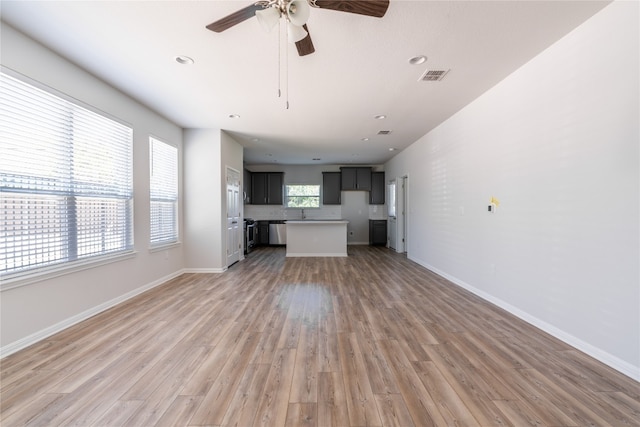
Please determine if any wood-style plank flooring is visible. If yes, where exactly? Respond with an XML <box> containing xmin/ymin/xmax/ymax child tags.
<box><xmin>1</xmin><ymin>246</ymin><xmax>639</xmax><ymax>426</ymax></box>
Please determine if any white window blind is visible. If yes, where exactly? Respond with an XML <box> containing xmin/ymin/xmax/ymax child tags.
<box><xmin>149</xmin><ymin>137</ymin><xmax>178</xmax><ymax>245</ymax></box>
<box><xmin>0</xmin><ymin>71</ymin><xmax>133</xmax><ymax>277</ymax></box>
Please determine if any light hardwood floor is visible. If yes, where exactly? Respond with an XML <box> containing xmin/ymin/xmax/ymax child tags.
<box><xmin>1</xmin><ymin>246</ymin><xmax>638</xmax><ymax>426</ymax></box>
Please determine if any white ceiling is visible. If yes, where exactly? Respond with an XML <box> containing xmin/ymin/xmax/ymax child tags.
<box><xmin>1</xmin><ymin>0</ymin><xmax>610</xmax><ymax>165</ymax></box>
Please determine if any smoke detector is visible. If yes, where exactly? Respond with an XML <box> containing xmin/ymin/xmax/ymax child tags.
<box><xmin>419</xmin><ymin>69</ymin><xmax>450</xmax><ymax>82</ymax></box>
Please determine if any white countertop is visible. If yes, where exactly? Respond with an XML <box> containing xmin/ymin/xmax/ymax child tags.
<box><xmin>286</xmin><ymin>220</ymin><xmax>349</xmax><ymax>224</ymax></box>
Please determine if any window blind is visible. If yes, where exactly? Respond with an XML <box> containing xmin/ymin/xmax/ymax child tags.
<box><xmin>0</xmin><ymin>71</ymin><xmax>133</xmax><ymax>277</ymax></box>
<box><xmin>149</xmin><ymin>137</ymin><xmax>178</xmax><ymax>245</ymax></box>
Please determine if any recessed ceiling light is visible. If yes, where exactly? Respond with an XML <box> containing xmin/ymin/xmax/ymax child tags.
<box><xmin>389</xmin><ymin>148</ymin><xmax>397</xmax><ymax>151</ymax></box>
<box><xmin>175</xmin><ymin>55</ymin><xmax>194</xmax><ymax>65</ymax></box>
<box><xmin>361</xmin><ymin>137</ymin><xmax>369</xmax><ymax>141</ymax></box>
<box><xmin>228</xmin><ymin>114</ymin><xmax>240</xmax><ymax>119</ymax></box>
<box><xmin>374</xmin><ymin>115</ymin><xmax>386</xmax><ymax>120</ymax></box>
<box><xmin>408</xmin><ymin>55</ymin><xmax>427</xmax><ymax>65</ymax></box>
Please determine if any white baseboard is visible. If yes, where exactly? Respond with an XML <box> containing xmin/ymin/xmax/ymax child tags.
<box><xmin>183</xmin><ymin>267</ymin><xmax>227</xmax><ymax>273</ymax></box>
<box><xmin>0</xmin><ymin>269</ymin><xmax>185</xmax><ymax>359</ymax></box>
<box><xmin>408</xmin><ymin>255</ymin><xmax>640</xmax><ymax>382</ymax></box>
<box><xmin>286</xmin><ymin>253</ymin><xmax>348</xmax><ymax>257</ymax></box>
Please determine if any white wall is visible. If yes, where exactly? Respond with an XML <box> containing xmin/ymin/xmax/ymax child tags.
<box><xmin>340</xmin><ymin>191</ymin><xmax>371</xmax><ymax>244</ymax></box>
<box><xmin>386</xmin><ymin>1</ymin><xmax>639</xmax><ymax>379</ymax></box>
<box><xmin>1</xmin><ymin>25</ymin><xmax>185</xmax><ymax>353</ymax></box>
<box><xmin>183</xmin><ymin>129</ymin><xmax>244</xmax><ymax>271</ymax></box>
<box><xmin>183</xmin><ymin>129</ymin><xmax>223</xmax><ymax>270</ymax></box>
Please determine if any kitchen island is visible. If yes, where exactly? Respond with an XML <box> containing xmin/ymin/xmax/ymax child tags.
<box><xmin>285</xmin><ymin>220</ymin><xmax>349</xmax><ymax>257</ymax></box>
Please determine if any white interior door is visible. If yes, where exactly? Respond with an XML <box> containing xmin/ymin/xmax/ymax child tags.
<box><xmin>226</xmin><ymin>168</ymin><xmax>241</xmax><ymax>266</ymax></box>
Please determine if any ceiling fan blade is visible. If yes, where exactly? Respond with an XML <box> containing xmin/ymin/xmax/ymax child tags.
<box><xmin>313</xmin><ymin>0</ymin><xmax>389</xmax><ymax>18</ymax></box>
<box><xmin>296</xmin><ymin>24</ymin><xmax>315</xmax><ymax>56</ymax></box>
<box><xmin>206</xmin><ymin>3</ymin><xmax>264</xmax><ymax>33</ymax></box>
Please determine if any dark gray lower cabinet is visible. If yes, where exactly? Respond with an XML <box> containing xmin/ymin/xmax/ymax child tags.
<box><xmin>256</xmin><ymin>221</ymin><xmax>270</xmax><ymax>245</ymax></box>
<box><xmin>369</xmin><ymin>220</ymin><xmax>387</xmax><ymax>246</ymax></box>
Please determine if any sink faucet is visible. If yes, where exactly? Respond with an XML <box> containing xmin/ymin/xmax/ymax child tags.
<box><xmin>301</xmin><ymin>208</ymin><xmax>306</xmax><ymax>219</ymax></box>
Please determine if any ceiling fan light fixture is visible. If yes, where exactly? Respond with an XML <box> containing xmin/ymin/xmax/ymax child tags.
<box><xmin>287</xmin><ymin>0</ymin><xmax>310</xmax><ymax>26</ymax></box>
<box><xmin>287</xmin><ymin>22</ymin><xmax>308</xmax><ymax>43</ymax></box>
<box><xmin>256</xmin><ymin>6</ymin><xmax>280</xmax><ymax>32</ymax></box>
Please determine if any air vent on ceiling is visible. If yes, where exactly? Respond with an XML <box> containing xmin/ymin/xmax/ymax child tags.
<box><xmin>377</xmin><ymin>130</ymin><xmax>392</xmax><ymax>135</ymax></box>
<box><xmin>419</xmin><ymin>69</ymin><xmax>450</xmax><ymax>82</ymax></box>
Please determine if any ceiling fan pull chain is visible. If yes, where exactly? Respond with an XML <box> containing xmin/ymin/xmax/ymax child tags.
<box><xmin>278</xmin><ymin>18</ymin><xmax>282</xmax><ymax>98</ymax></box>
<box><xmin>286</xmin><ymin>28</ymin><xmax>290</xmax><ymax>110</ymax></box>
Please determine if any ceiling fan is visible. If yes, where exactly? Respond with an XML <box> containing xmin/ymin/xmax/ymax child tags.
<box><xmin>206</xmin><ymin>0</ymin><xmax>390</xmax><ymax>56</ymax></box>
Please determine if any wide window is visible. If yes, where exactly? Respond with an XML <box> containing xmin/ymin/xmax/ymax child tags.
<box><xmin>285</xmin><ymin>184</ymin><xmax>320</xmax><ymax>208</ymax></box>
<box><xmin>0</xmin><ymin>71</ymin><xmax>133</xmax><ymax>278</ymax></box>
<box><xmin>149</xmin><ymin>137</ymin><xmax>178</xmax><ymax>246</ymax></box>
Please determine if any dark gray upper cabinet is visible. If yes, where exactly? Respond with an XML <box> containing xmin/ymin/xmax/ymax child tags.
<box><xmin>369</xmin><ymin>171</ymin><xmax>385</xmax><ymax>205</ymax></box>
<box><xmin>340</xmin><ymin>167</ymin><xmax>372</xmax><ymax>191</ymax></box>
<box><xmin>322</xmin><ymin>172</ymin><xmax>342</xmax><ymax>205</ymax></box>
<box><xmin>243</xmin><ymin>168</ymin><xmax>251</xmax><ymax>204</ymax></box>
<box><xmin>251</xmin><ymin>172</ymin><xmax>283</xmax><ymax>205</ymax></box>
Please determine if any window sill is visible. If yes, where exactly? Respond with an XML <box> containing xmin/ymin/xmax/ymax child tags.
<box><xmin>0</xmin><ymin>251</ymin><xmax>138</xmax><ymax>292</ymax></box>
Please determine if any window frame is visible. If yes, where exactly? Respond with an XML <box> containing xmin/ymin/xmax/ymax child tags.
<box><xmin>284</xmin><ymin>184</ymin><xmax>321</xmax><ymax>209</ymax></box>
<box><xmin>149</xmin><ymin>136</ymin><xmax>179</xmax><ymax>248</ymax></box>
<box><xmin>0</xmin><ymin>68</ymin><xmax>134</xmax><ymax>289</ymax></box>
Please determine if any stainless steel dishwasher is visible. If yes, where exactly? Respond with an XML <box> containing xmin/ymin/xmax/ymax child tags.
<box><xmin>269</xmin><ymin>222</ymin><xmax>287</xmax><ymax>245</ymax></box>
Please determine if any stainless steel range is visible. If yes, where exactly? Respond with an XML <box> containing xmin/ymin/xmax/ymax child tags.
<box><xmin>244</xmin><ymin>218</ymin><xmax>256</xmax><ymax>254</ymax></box>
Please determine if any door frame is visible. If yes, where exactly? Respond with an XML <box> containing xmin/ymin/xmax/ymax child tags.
<box><xmin>226</xmin><ymin>166</ymin><xmax>242</xmax><ymax>267</ymax></box>
<box><xmin>397</xmin><ymin>175</ymin><xmax>408</xmax><ymax>254</ymax></box>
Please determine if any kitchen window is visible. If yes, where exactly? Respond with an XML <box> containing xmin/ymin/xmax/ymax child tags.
<box><xmin>149</xmin><ymin>137</ymin><xmax>178</xmax><ymax>246</ymax></box>
<box><xmin>285</xmin><ymin>184</ymin><xmax>320</xmax><ymax>208</ymax></box>
<box><xmin>0</xmin><ymin>70</ymin><xmax>133</xmax><ymax>280</ymax></box>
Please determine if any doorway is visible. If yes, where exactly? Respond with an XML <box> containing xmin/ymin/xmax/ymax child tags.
<box><xmin>388</xmin><ymin>179</ymin><xmax>397</xmax><ymax>250</ymax></box>
<box><xmin>396</xmin><ymin>175</ymin><xmax>408</xmax><ymax>253</ymax></box>
<box><xmin>226</xmin><ymin>167</ymin><xmax>241</xmax><ymax>266</ymax></box>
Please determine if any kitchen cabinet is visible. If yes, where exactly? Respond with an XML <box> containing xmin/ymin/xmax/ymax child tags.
<box><xmin>340</xmin><ymin>167</ymin><xmax>372</xmax><ymax>191</ymax></box>
<box><xmin>369</xmin><ymin>171</ymin><xmax>385</xmax><ymax>205</ymax></box>
<box><xmin>243</xmin><ymin>168</ymin><xmax>251</xmax><ymax>204</ymax></box>
<box><xmin>251</xmin><ymin>172</ymin><xmax>283</xmax><ymax>205</ymax></box>
<box><xmin>256</xmin><ymin>221</ymin><xmax>270</xmax><ymax>245</ymax></box>
<box><xmin>322</xmin><ymin>172</ymin><xmax>342</xmax><ymax>205</ymax></box>
<box><xmin>369</xmin><ymin>220</ymin><xmax>387</xmax><ymax>246</ymax></box>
